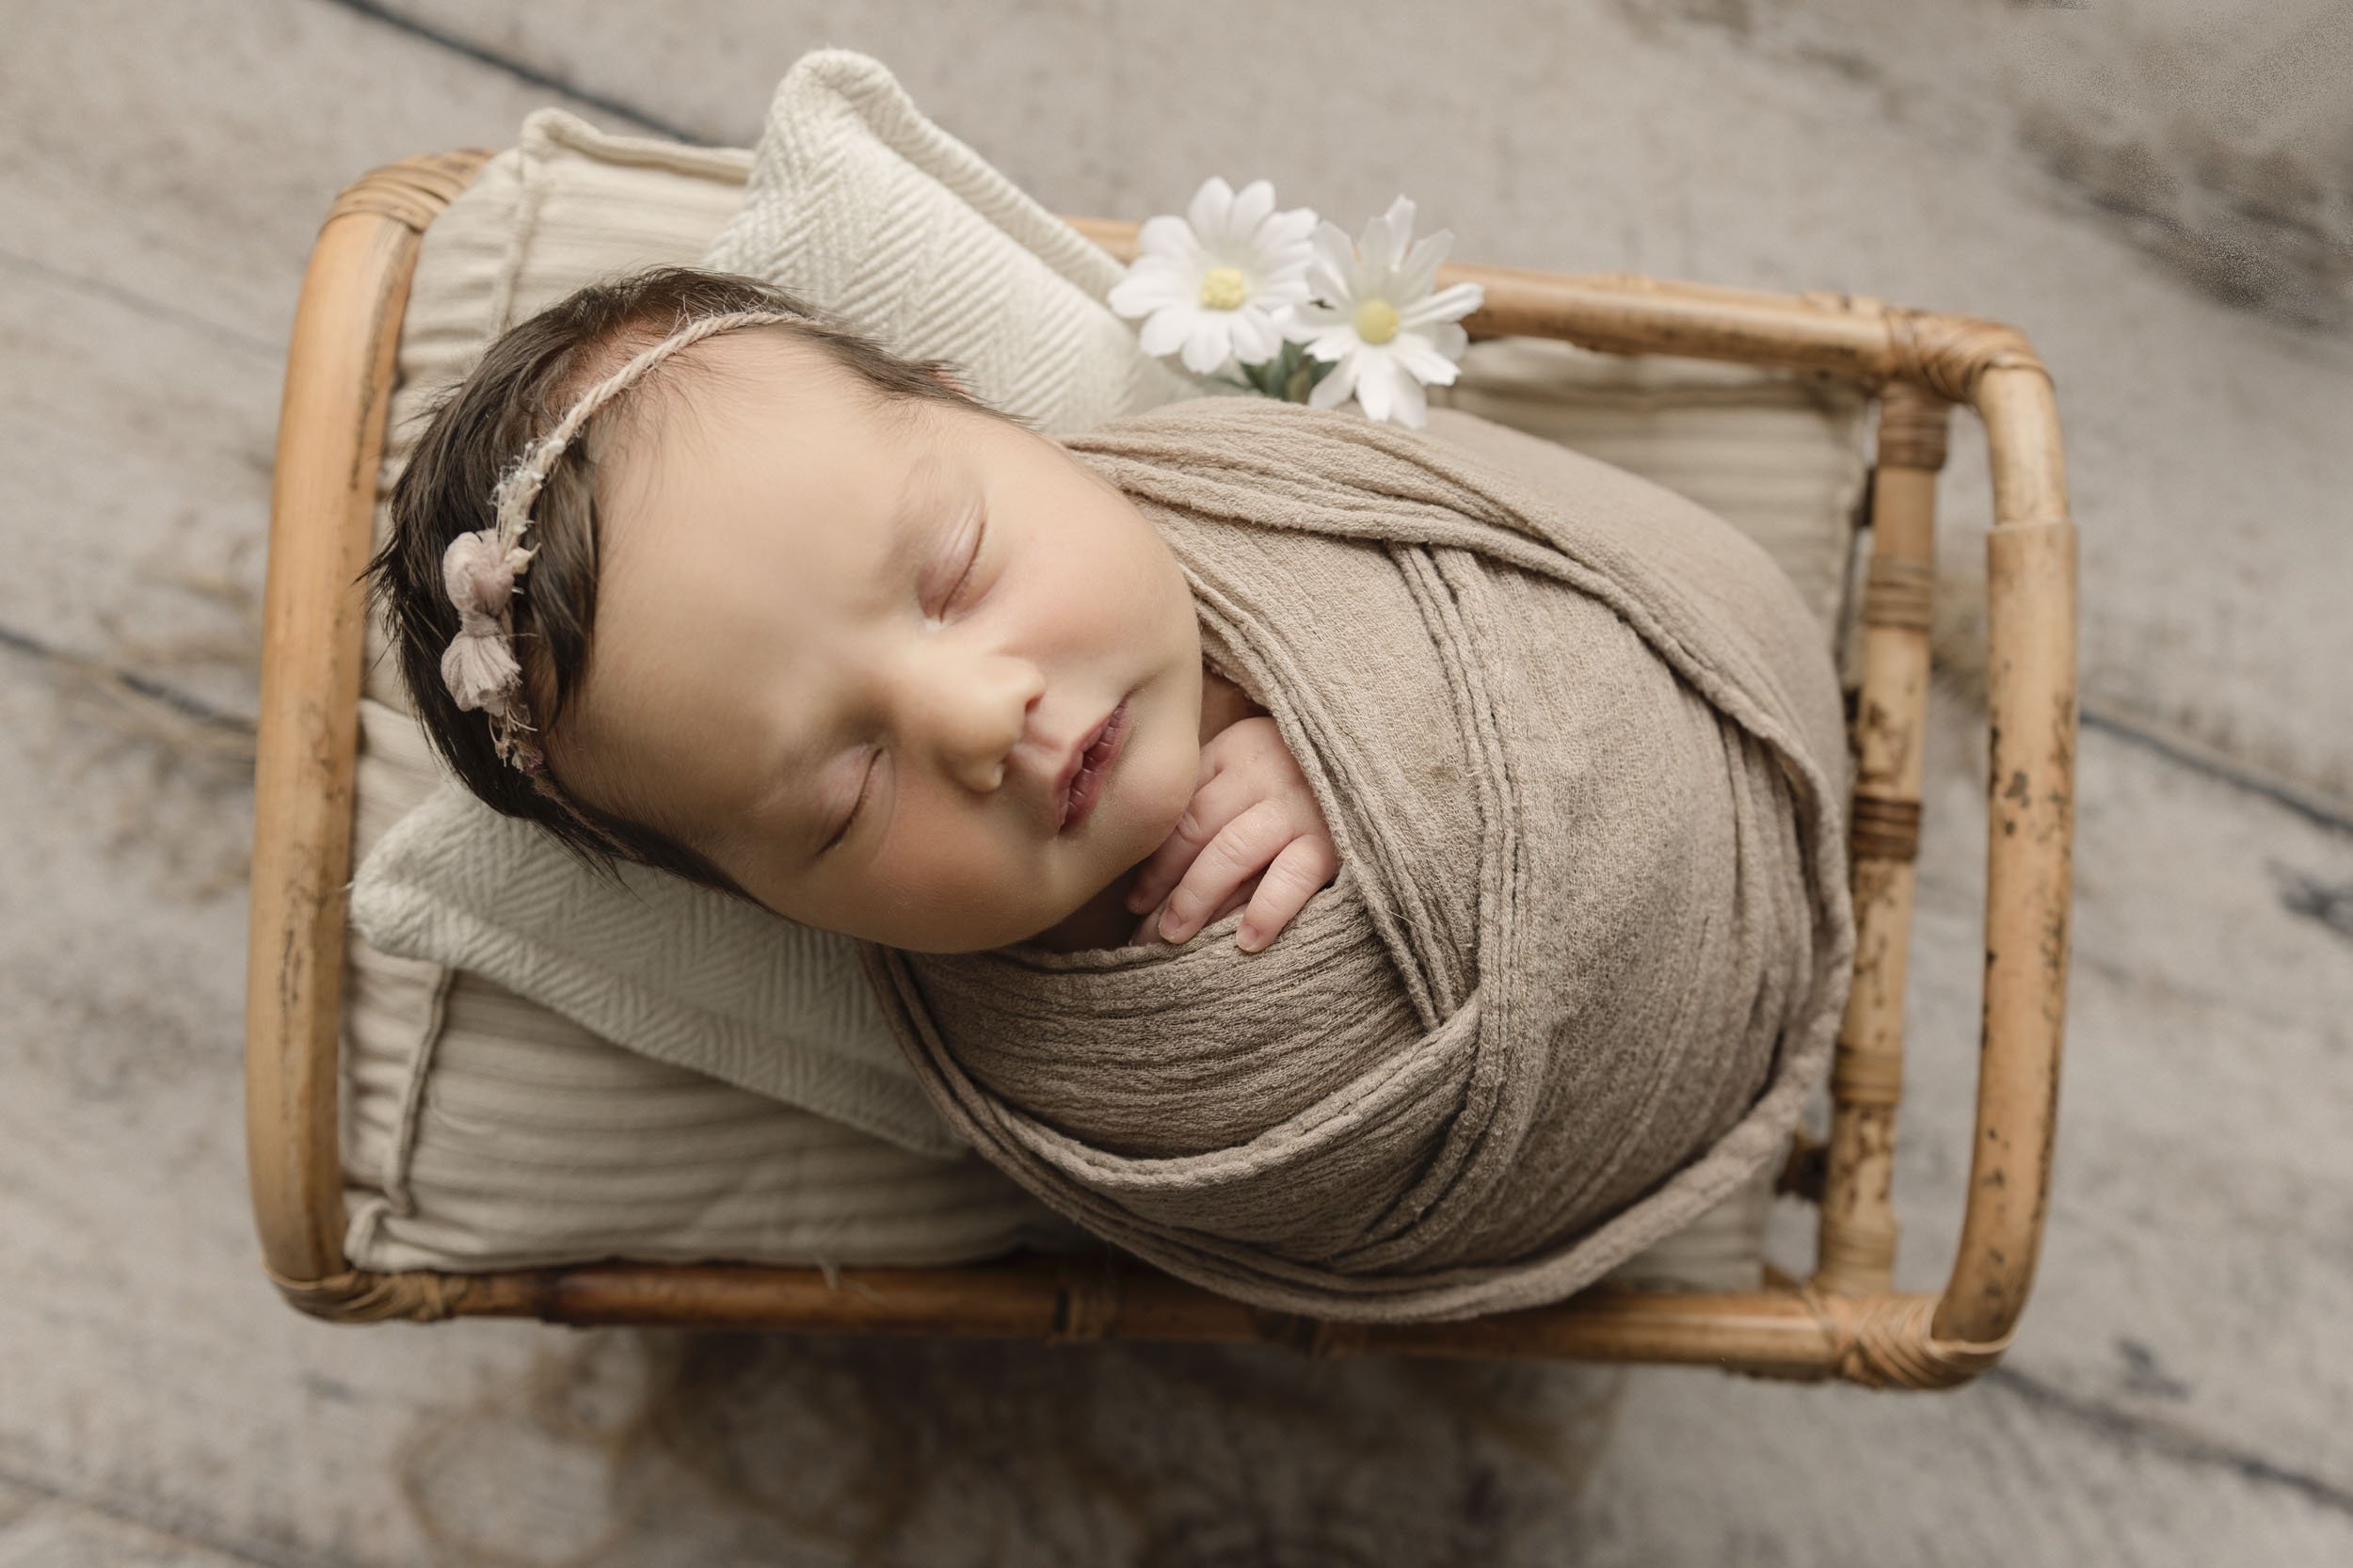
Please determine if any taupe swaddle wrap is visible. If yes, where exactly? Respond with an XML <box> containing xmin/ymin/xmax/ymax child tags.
<box><xmin>859</xmin><ymin>396</ymin><xmax>1854</xmax><ymax>1322</ymax></box>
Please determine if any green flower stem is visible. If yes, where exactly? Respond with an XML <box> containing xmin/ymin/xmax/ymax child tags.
<box><xmin>1207</xmin><ymin>333</ymin><xmax>1341</xmax><ymax>404</ymax></box>
<box><xmin>1285</xmin><ymin>349</ymin><xmax>1315</xmax><ymax>403</ymax></box>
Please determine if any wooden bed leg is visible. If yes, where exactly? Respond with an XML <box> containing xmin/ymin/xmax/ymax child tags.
<box><xmin>1813</xmin><ymin>382</ymin><xmax>1947</xmax><ymax>1296</ymax></box>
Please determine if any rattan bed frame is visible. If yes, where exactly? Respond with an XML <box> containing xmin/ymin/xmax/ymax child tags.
<box><xmin>246</xmin><ymin>150</ymin><xmax>2075</xmax><ymax>1390</ymax></box>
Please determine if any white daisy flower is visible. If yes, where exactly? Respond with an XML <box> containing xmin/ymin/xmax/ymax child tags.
<box><xmin>1108</xmin><ymin>176</ymin><xmax>1319</xmax><ymax>376</ymax></box>
<box><xmin>1281</xmin><ymin>195</ymin><xmax>1485</xmax><ymax>427</ymax></box>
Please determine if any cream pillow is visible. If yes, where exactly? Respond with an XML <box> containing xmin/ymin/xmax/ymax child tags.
<box><xmin>702</xmin><ymin>48</ymin><xmax>1206</xmax><ymax>431</ymax></box>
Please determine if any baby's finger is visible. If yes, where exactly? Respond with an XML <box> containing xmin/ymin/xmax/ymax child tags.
<box><xmin>1236</xmin><ymin>833</ymin><xmax>1341</xmax><ymax>952</ymax></box>
<box><xmin>1128</xmin><ymin>875</ymin><xmax>1256</xmax><ymax>948</ymax></box>
<box><xmin>1209</xmin><ymin>877</ymin><xmax>1257</xmax><ymax>928</ymax></box>
<box><xmin>1124</xmin><ymin>767</ymin><xmax>1264</xmax><ymax>913</ymax></box>
<box><xmin>1156</xmin><ymin>801</ymin><xmax>1286</xmax><ymax>944</ymax></box>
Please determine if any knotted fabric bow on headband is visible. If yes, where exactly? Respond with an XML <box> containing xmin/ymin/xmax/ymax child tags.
<box><xmin>438</xmin><ymin>308</ymin><xmax>812</xmax><ymax>775</ymax></box>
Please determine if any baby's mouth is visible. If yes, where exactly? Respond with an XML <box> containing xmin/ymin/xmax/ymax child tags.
<box><xmin>1056</xmin><ymin>698</ymin><xmax>1130</xmax><ymax>835</ymax></box>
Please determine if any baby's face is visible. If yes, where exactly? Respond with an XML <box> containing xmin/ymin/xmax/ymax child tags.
<box><xmin>552</xmin><ymin>329</ymin><xmax>1204</xmax><ymax>953</ymax></box>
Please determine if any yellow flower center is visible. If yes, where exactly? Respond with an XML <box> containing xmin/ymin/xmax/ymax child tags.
<box><xmin>1353</xmin><ymin>297</ymin><xmax>1401</xmax><ymax>344</ymax></box>
<box><xmin>1197</xmin><ymin>265</ymin><xmax>1250</xmax><ymax>311</ymax></box>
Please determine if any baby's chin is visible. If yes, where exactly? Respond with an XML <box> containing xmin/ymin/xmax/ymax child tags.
<box><xmin>991</xmin><ymin>750</ymin><xmax>1196</xmax><ymax>954</ymax></box>
<box><xmin>829</xmin><ymin>852</ymin><xmax>1144</xmax><ymax>955</ymax></box>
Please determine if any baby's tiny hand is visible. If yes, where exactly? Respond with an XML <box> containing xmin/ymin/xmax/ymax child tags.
<box><xmin>1124</xmin><ymin>716</ymin><xmax>1339</xmax><ymax>953</ymax></box>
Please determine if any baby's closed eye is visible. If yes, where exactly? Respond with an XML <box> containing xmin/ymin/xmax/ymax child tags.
<box><xmin>930</xmin><ymin>501</ymin><xmax>991</xmax><ymax>618</ymax></box>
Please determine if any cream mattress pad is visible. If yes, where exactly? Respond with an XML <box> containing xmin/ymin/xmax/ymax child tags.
<box><xmin>342</xmin><ymin>56</ymin><xmax>1865</xmax><ymax>1283</ymax></box>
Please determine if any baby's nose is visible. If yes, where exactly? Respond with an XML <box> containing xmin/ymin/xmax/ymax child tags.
<box><xmin>928</xmin><ymin>653</ymin><xmax>1045</xmax><ymax>793</ymax></box>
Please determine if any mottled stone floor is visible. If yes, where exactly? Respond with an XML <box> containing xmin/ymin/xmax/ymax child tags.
<box><xmin>3</xmin><ymin>2</ymin><xmax>2347</xmax><ymax>1562</ymax></box>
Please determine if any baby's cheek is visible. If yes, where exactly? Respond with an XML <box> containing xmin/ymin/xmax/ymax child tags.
<box><xmin>862</xmin><ymin>855</ymin><xmax>1023</xmax><ymax>950</ymax></box>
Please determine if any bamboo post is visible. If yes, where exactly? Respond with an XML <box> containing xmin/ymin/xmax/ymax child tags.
<box><xmin>244</xmin><ymin>151</ymin><xmax>492</xmax><ymax>1292</ymax></box>
<box><xmin>1812</xmin><ymin>383</ymin><xmax>1948</xmax><ymax>1294</ymax></box>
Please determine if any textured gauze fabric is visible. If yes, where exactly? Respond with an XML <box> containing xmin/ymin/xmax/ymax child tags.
<box><xmin>858</xmin><ymin>394</ymin><xmax>1856</xmax><ymax>1323</ymax></box>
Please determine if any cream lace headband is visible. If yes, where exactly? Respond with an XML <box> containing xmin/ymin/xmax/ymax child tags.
<box><xmin>438</xmin><ymin>309</ymin><xmax>809</xmax><ymax>774</ymax></box>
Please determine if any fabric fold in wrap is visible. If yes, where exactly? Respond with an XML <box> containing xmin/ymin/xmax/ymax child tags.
<box><xmin>858</xmin><ymin>397</ymin><xmax>1855</xmax><ymax>1323</ymax></box>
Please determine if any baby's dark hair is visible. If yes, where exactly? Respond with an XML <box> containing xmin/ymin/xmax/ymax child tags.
<box><xmin>364</xmin><ymin>265</ymin><xmax>1030</xmax><ymax>904</ymax></box>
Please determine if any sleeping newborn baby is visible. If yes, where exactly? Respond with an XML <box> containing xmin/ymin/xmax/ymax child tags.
<box><xmin>376</xmin><ymin>264</ymin><xmax>1853</xmax><ymax>1324</ymax></box>
<box><xmin>372</xmin><ymin>266</ymin><xmax>1337</xmax><ymax>960</ymax></box>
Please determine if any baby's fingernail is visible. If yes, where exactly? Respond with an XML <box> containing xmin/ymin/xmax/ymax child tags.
<box><xmin>1238</xmin><ymin>924</ymin><xmax>1261</xmax><ymax>952</ymax></box>
<box><xmin>1159</xmin><ymin>911</ymin><xmax>1181</xmax><ymax>940</ymax></box>
<box><xmin>1126</xmin><ymin>885</ymin><xmax>1152</xmax><ymax>913</ymax></box>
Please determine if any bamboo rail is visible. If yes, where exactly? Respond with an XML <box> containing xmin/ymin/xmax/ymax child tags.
<box><xmin>246</xmin><ymin>155</ymin><xmax>2074</xmax><ymax>1389</ymax></box>
<box><xmin>246</xmin><ymin>150</ymin><xmax>491</xmax><ymax>1288</ymax></box>
<box><xmin>1812</xmin><ymin>382</ymin><xmax>1946</xmax><ymax>1296</ymax></box>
